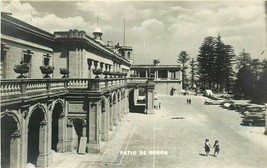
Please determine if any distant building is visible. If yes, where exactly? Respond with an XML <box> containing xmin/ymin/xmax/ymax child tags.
<box><xmin>131</xmin><ymin>62</ymin><xmax>182</xmax><ymax>95</ymax></box>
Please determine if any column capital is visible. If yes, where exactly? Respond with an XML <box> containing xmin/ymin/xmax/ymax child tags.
<box><xmin>11</xmin><ymin>130</ymin><xmax>21</xmax><ymax>139</ymax></box>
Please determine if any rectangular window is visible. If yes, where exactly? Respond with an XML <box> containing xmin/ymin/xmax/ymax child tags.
<box><xmin>23</xmin><ymin>54</ymin><xmax>32</xmax><ymax>64</ymax></box>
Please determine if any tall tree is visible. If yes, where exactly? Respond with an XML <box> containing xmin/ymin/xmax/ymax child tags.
<box><xmin>234</xmin><ymin>65</ymin><xmax>255</xmax><ymax>99</ymax></box>
<box><xmin>197</xmin><ymin>35</ymin><xmax>235</xmax><ymax>93</ymax></box>
<box><xmin>197</xmin><ymin>36</ymin><xmax>216</xmax><ymax>90</ymax></box>
<box><xmin>253</xmin><ymin>70</ymin><xmax>267</xmax><ymax>103</ymax></box>
<box><xmin>236</xmin><ymin>49</ymin><xmax>251</xmax><ymax>70</ymax></box>
<box><xmin>177</xmin><ymin>51</ymin><xmax>190</xmax><ymax>89</ymax></box>
<box><xmin>189</xmin><ymin>58</ymin><xmax>197</xmax><ymax>89</ymax></box>
<box><xmin>250</xmin><ymin>59</ymin><xmax>261</xmax><ymax>81</ymax></box>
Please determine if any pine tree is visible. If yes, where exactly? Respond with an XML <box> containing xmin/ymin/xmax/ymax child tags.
<box><xmin>189</xmin><ymin>58</ymin><xmax>197</xmax><ymax>89</ymax></box>
<box><xmin>177</xmin><ymin>51</ymin><xmax>190</xmax><ymax>89</ymax></box>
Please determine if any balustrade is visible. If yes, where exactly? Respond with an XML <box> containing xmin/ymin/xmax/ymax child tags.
<box><xmin>0</xmin><ymin>78</ymin><xmax>149</xmax><ymax>104</ymax></box>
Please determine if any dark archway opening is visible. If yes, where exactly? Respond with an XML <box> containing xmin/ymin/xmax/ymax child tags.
<box><xmin>73</xmin><ymin>119</ymin><xmax>83</xmax><ymax>152</ymax></box>
<box><xmin>129</xmin><ymin>89</ymin><xmax>145</xmax><ymax>113</ymax></box>
<box><xmin>51</xmin><ymin>103</ymin><xmax>63</xmax><ymax>152</ymax></box>
<box><xmin>27</xmin><ymin>108</ymin><xmax>45</xmax><ymax>165</ymax></box>
<box><xmin>1</xmin><ymin>116</ymin><xmax>17</xmax><ymax>168</ymax></box>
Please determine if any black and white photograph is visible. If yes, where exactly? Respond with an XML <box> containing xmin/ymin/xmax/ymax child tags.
<box><xmin>1</xmin><ymin>0</ymin><xmax>267</xmax><ymax>168</ymax></box>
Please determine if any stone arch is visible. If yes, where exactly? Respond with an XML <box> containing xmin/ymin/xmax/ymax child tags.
<box><xmin>27</xmin><ymin>103</ymin><xmax>48</xmax><ymax>125</ymax></box>
<box><xmin>51</xmin><ymin>100</ymin><xmax>65</xmax><ymax>152</ymax></box>
<box><xmin>1</xmin><ymin>110</ymin><xmax>21</xmax><ymax>168</ymax></box>
<box><xmin>27</xmin><ymin>103</ymin><xmax>47</xmax><ymax>166</ymax></box>
<box><xmin>128</xmin><ymin>87</ymin><xmax>146</xmax><ymax>113</ymax></box>
<box><xmin>50</xmin><ymin>98</ymin><xmax>64</xmax><ymax>113</ymax></box>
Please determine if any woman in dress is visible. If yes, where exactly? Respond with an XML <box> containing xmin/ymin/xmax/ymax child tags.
<box><xmin>213</xmin><ymin>140</ymin><xmax>220</xmax><ymax>157</ymax></box>
<box><xmin>204</xmin><ymin>139</ymin><xmax>212</xmax><ymax>156</ymax></box>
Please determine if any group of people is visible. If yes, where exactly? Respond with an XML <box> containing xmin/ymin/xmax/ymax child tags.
<box><xmin>154</xmin><ymin>102</ymin><xmax>161</xmax><ymax>110</ymax></box>
<box><xmin>204</xmin><ymin>139</ymin><xmax>220</xmax><ymax>157</ymax></box>
<box><xmin>186</xmin><ymin>98</ymin><xmax>192</xmax><ymax>104</ymax></box>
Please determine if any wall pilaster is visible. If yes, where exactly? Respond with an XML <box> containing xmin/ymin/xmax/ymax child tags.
<box><xmin>87</xmin><ymin>100</ymin><xmax>101</xmax><ymax>154</ymax></box>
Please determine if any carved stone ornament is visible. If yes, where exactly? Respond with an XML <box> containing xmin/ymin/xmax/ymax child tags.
<box><xmin>40</xmin><ymin>119</ymin><xmax>47</xmax><ymax>126</ymax></box>
<box><xmin>59</xmin><ymin>112</ymin><xmax>65</xmax><ymax>119</ymax></box>
<box><xmin>11</xmin><ymin>130</ymin><xmax>21</xmax><ymax>138</ymax></box>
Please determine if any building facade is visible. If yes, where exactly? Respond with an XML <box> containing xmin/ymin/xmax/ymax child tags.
<box><xmin>130</xmin><ymin>64</ymin><xmax>182</xmax><ymax>95</ymax></box>
<box><xmin>1</xmin><ymin>13</ymin><xmax>155</xmax><ymax>168</ymax></box>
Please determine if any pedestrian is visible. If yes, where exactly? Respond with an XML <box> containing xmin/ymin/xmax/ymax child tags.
<box><xmin>204</xmin><ymin>139</ymin><xmax>212</xmax><ymax>156</ymax></box>
<box><xmin>189</xmin><ymin>99</ymin><xmax>191</xmax><ymax>104</ymax></box>
<box><xmin>186</xmin><ymin>99</ymin><xmax>188</xmax><ymax>104</ymax></box>
<box><xmin>159</xmin><ymin>102</ymin><xmax>161</xmax><ymax>109</ymax></box>
<box><xmin>213</xmin><ymin>140</ymin><xmax>220</xmax><ymax>157</ymax></box>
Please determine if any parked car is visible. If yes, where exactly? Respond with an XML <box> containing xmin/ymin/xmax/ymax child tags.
<box><xmin>236</xmin><ymin>104</ymin><xmax>253</xmax><ymax>113</ymax></box>
<box><xmin>204</xmin><ymin>98</ymin><xmax>224</xmax><ymax>105</ymax></box>
<box><xmin>220</xmin><ymin>100</ymin><xmax>235</xmax><ymax>108</ymax></box>
<box><xmin>242</xmin><ymin>115</ymin><xmax>265</xmax><ymax>126</ymax></box>
<box><xmin>242</xmin><ymin>106</ymin><xmax>266</xmax><ymax>116</ymax></box>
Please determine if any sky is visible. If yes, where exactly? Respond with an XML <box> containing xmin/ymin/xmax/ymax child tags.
<box><xmin>1</xmin><ymin>0</ymin><xmax>266</xmax><ymax>65</ymax></box>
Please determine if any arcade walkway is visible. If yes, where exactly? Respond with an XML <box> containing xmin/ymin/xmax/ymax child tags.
<box><xmin>50</xmin><ymin>95</ymin><xmax>267</xmax><ymax>168</ymax></box>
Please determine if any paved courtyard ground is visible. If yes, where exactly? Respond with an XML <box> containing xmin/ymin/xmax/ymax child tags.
<box><xmin>51</xmin><ymin>95</ymin><xmax>267</xmax><ymax>168</ymax></box>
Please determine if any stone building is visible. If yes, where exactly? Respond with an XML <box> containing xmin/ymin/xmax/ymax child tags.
<box><xmin>130</xmin><ymin>63</ymin><xmax>182</xmax><ymax>95</ymax></box>
<box><xmin>1</xmin><ymin>13</ymin><xmax>155</xmax><ymax>168</ymax></box>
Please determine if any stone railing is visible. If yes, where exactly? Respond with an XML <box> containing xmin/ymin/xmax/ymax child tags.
<box><xmin>0</xmin><ymin>78</ymin><xmax>131</xmax><ymax>105</ymax></box>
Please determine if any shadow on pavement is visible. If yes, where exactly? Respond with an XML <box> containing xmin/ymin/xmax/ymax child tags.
<box><xmin>199</xmin><ymin>153</ymin><xmax>207</xmax><ymax>156</ymax></box>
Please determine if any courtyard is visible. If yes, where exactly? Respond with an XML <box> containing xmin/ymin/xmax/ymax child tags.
<box><xmin>50</xmin><ymin>95</ymin><xmax>267</xmax><ymax>168</ymax></box>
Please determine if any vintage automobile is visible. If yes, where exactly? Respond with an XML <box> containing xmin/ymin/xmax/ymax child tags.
<box><xmin>242</xmin><ymin>106</ymin><xmax>266</xmax><ymax>116</ymax></box>
<box><xmin>204</xmin><ymin>98</ymin><xmax>224</xmax><ymax>105</ymax></box>
<box><xmin>242</xmin><ymin>115</ymin><xmax>265</xmax><ymax>126</ymax></box>
<box><xmin>220</xmin><ymin>100</ymin><xmax>235</xmax><ymax>108</ymax></box>
<box><xmin>236</xmin><ymin>104</ymin><xmax>253</xmax><ymax>113</ymax></box>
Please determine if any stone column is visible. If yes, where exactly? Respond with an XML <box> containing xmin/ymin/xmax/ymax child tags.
<box><xmin>109</xmin><ymin>100</ymin><xmax>114</xmax><ymax>131</ymax></box>
<box><xmin>57</xmin><ymin>113</ymin><xmax>66</xmax><ymax>152</ymax></box>
<box><xmin>125</xmin><ymin>90</ymin><xmax>129</xmax><ymax>114</ymax></box>
<box><xmin>146</xmin><ymin>87</ymin><xmax>155</xmax><ymax>115</ymax></box>
<box><xmin>113</xmin><ymin>99</ymin><xmax>118</xmax><ymax>126</ymax></box>
<box><xmin>118</xmin><ymin>98</ymin><xmax>122</xmax><ymax>121</ymax></box>
<box><xmin>37</xmin><ymin>120</ymin><xmax>48</xmax><ymax>168</ymax></box>
<box><xmin>87</xmin><ymin>100</ymin><xmax>101</xmax><ymax>154</ymax></box>
<box><xmin>101</xmin><ymin>97</ymin><xmax>109</xmax><ymax>141</ymax></box>
<box><xmin>46</xmin><ymin>102</ymin><xmax>53</xmax><ymax>167</ymax></box>
<box><xmin>66</xmin><ymin>120</ymin><xmax>74</xmax><ymax>152</ymax></box>
<box><xmin>10</xmin><ymin>130</ymin><xmax>21</xmax><ymax>168</ymax></box>
<box><xmin>19</xmin><ymin>104</ymin><xmax>31</xmax><ymax>168</ymax></box>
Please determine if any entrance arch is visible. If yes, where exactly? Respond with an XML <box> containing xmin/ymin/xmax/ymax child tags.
<box><xmin>128</xmin><ymin>88</ymin><xmax>146</xmax><ymax>113</ymax></box>
<box><xmin>1</xmin><ymin>112</ymin><xmax>20</xmax><ymax>168</ymax></box>
<box><xmin>27</xmin><ymin>106</ymin><xmax>46</xmax><ymax>165</ymax></box>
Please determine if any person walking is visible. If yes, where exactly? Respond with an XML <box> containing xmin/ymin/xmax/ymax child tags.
<box><xmin>159</xmin><ymin>102</ymin><xmax>161</xmax><ymax>109</ymax></box>
<box><xmin>189</xmin><ymin>98</ymin><xmax>191</xmax><ymax>104</ymax></box>
<box><xmin>204</xmin><ymin>139</ymin><xmax>212</xmax><ymax>156</ymax></box>
<box><xmin>213</xmin><ymin>140</ymin><xmax>220</xmax><ymax>157</ymax></box>
<box><xmin>186</xmin><ymin>99</ymin><xmax>189</xmax><ymax>104</ymax></box>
